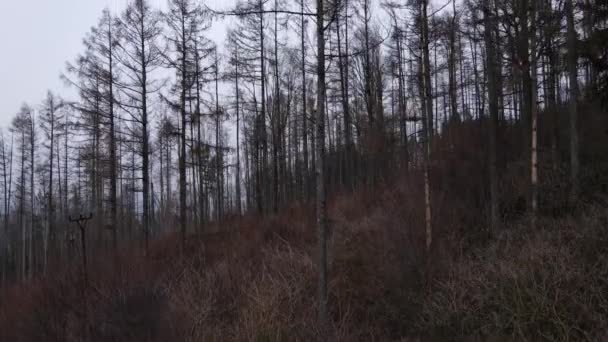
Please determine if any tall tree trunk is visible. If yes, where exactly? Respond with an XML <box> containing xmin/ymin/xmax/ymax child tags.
<box><xmin>396</xmin><ymin>27</ymin><xmax>408</xmax><ymax>169</ymax></box>
<box><xmin>194</xmin><ymin>38</ymin><xmax>205</xmax><ymax>230</ymax></box>
<box><xmin>215</xmin><ymin>51</ymin><xmax>223</xmax><ymax>221</ymax></box>
<box><xmin>47</xmin><ymin>103</ymin><xmax>55</xmax><ymax>264</ymax></box>
<box><xmin>29</xmin><ymin>115</ymin><xmax>35</xmax><ymax>279</ymax></box>
<box><xmin>530</xmin><ymin>2</ymin><xmax>539</xmax><ymax>226</ymax></box>
<box><xmin>337</xmin><ymin>10</ymin><xmax>353</xmax><ymax>190</ymax></box>
<box><xmin>519</xmin><ymin>0</ymin><xmax>532</xmax><ymax>169</ymax></box>
<box><xmin>363</xmin><ymin>0</ymin><xmax>375</xmax><ymax>129</ymax></box>
<box><xmin>140</xmin><ymin>25</ymin><xmax>150</xmax><ymax>254</ymax></box>
<box><xmin>179</xmin><ymin>15</ymin><xmax>188</xmax><ymax>248</ymax></box>
<box><xmin>259</xmin><ymin>0</ymin><xmax>268</xmax><ymax>215</ymax></box>
<box><xmin>272</xmin><ymin>0</ymin><xmax>281</xmax><ymax>213</ymax></box>
<box><xmin>484</xmin><ymin>0</ymin><xmax>499</xmax><ymax>231</ymax></box>
<box><xmin>20</xmin><ymin>131</ymin><xmax>25</xmax><ymax>282</ymax></box>
<box><xmin>420</xmin><ymin>0</ymin><xmax>433</xmax><ymax>253</ymax></box>
<box><xmin>236</xmin><ymin>70</ymin><xmax>242</xmax><ymax>215</ymax></box>
<box><xmin>301</xmin><ymin>0</ymin><xmax>309</xmax><ymax>200</ymax></box>
<box><xmin>449</xmin><ymin>3</ymin><xmax>460</xmax><ymax>122</ymax></box>
<box><xmin>566</xmin><ymin>0</ymin><xmax>579</xmax><ymax>202</ymax></box>
<box><xmin>108</xmin><ymin>17</ymin><xmax>118</xmax><ymax>248</ymax></box>
<box><xmin>315</xmin><ymin>0</ymin><xmax>328</xmax><ymax>329</ymax></box>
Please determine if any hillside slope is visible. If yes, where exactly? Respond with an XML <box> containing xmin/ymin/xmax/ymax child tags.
<box><xmin>1</xmin><ymin>104</ymin><xmax>608</xmax><ymax>341</ymax></box>
<box><xmin>2</xmin><ymin>185</ymin><xmax>608</xmax><ymax>341</ymax></box>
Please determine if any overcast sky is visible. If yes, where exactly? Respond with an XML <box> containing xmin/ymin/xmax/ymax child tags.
<box><xmin>0</xmin><ymin>0</ymin><xmax>447</xmax><ymax>129</ymax></box>
<box><xmin>0</xmin><ymin>0</ymin><xmax>226</xmax><ymax>128</ymax></box>
<box><xmin>0</xmin><ymin>1</ymin><xmax>126</xmax><ymax>127</ymax></box>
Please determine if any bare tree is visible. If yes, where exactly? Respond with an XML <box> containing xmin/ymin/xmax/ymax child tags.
<box><xmin>115</xmin><ymin>0</ymin><xmax>163</xmax><ymax>253</ymax></box>
<box><xmin>483</xmin><ymin>0</ymin><xmax>499</xmax><ymax>231</ymax></box>
<box><xmin>566</xmin><ymin>0</ymin><xmax>579</xmax><ymax>202</ymax></box>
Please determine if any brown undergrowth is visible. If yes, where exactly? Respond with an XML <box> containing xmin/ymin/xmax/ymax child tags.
<box><xmin>1</xmin><ymin>104</ymin><xmax>608</xmax><ymax>341</ymax></box>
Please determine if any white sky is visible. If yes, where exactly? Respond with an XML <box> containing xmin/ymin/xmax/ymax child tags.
<box><xmin>0</xmin><ymin>0</ymin><xmax>229</xmax><ymax>128</ymax></box>
<box><xmin>0</xmin><ymin>1</ymin><xmax>123</xmax><ymax>127</ymax></box>
<box><xmin>0</xmin><ymin>0</ymin><xmax>449</xmax><ymax>129</ymax></box>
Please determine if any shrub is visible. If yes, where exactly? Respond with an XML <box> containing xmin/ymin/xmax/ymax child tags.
<box><xmin>418</xmin><ymin>206</ymin><xmax>608</xmax><ymax>341</ymax></box>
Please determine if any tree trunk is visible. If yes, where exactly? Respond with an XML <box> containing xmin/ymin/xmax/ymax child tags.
<box><xmin>315</xmin><ymin>0</ymin><xmax>328</xmax><ymax>330</ymax></box>
<box><xmin>530</xmin><ymin>1</ymin><xmax>539</xmax><ymax>226</ymax></box>
<box><xmin>484</xmin><ymin>0</ymin><xmax>499</xmax><ymax>231</ymax></box>
<box><xmin>179</xmin><ymin>15</ymin><xmax>188</xmax><ymax>248</ymax></box>
<box><xmin>566</xmin><ymin>0</ymin><xmax>579</xmax><ymax>202</ymax></box>
<box><xmin>420</xmin><ymin>0</ymin><xmax>433</xmax><ymax>253</ymax></box>
<box><xmin>301</xmin><ymin>0</ymin><xmax>309</xmax><ymax>200</ymax></box>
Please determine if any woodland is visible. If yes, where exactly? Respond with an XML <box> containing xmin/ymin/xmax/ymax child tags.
<box><xmin>1</xmin><ymin>0</ymin><xmax>608</xmax><ymax>340</ymax></box>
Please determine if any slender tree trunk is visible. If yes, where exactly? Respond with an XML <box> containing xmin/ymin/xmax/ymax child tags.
<box><xmin>420</xmin><ymin>0</ymin><xmax>433</xmax><ymax>253</ymax></box>
<box><xmin>566</xmin><ymin>0</ymin><xmax>579</xmax><ymax>202</ymax></box>
<box><xmin>235</xmin><ymin>50</ymin><xmax>242</xmax><ymax>215</ymax></box>
<box><xmin>484</xmin><ymin>0</ymin><xmax>499</xmax><ymax>231</ymax></box>
<box><xmin>108</xmin><ymin>18</ymin><xmax>118</xmax><ymax>248</ymax></box>
<box><xmin>530</xmin><ymin>1</ymin><xmax>539</xmax><ymax>226</ymax></box>
<box><xmin>301</xmin><ymin>0</ymin><xmax>309</xmax><ymax>200</ymax></box>
<box><xmin>47</xmin><ymin>104</ymin><xmax>55</xmax><ymax>264</ymax></box>
<box><xmin>449</xmin><ymin>4</ymin><xmax>459</xmax><ymax>122</ymax></box>
<box><xmin>315</xmin><ymin>0</ymin><xmax>328</xmax><ymax>330</ymax></box>
<box><xmin>215</xmin><ymin>51</ymin><xmax>222</xmax><ymax>221</ymax></box>
<box><xmin>396</xmin><ymin>28</ymin><xmax>408</xmax><ymax>169</ymax></box>
<box><xmin>179</xmin><ymin>16</ymin><xmax>188</xmax><ymax>248</ymax></box>
<box><xmin>140</xmin><ymin>22</ymin><xmax>150</xmax><ymax>254</ymax></box>
<box><xmin>29</xmin><ymin>116</ymin><xmax>35</xmax><ymax>279</ymax></box>
<box><xmin>259</xmin><ymin>0</ymin><xmax>268</xmax><ymax>215</ymax></box>
<box><xmin>337</xmin><ymin>5</ymin><xmax>353</xmax><ymax>191</ymax></box>
<box><xmin>20</xmin><ymin>131</ymin><xmax>25</xmax><ymax>282</ymax></box>
<box><xmin>520</xmin><ymin>0</ymin><xmax>532</xmax><ymax>168</ymax></box>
